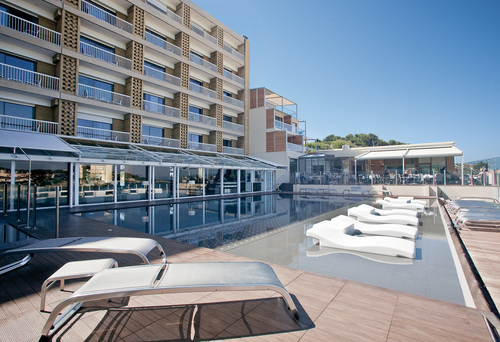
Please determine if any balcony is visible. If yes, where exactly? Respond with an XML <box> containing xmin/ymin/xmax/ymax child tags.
<box><xmin>146</xmin><ymin>0</ymin><xmax>182</xmax><ymax>24</ymax></box>
<box><xmin>78</xmin><ymin>84</ymin><xmax>131</xmax><ymax>107</ymax></box>
<box><xmin>0</xmin><ymin>10</ymin><xmax>61</xmax><ymax>46</ymax></box>
<box><xmin>0</xmin><ymin>63</ymin><xmax>60</xmax><ymax>91</ymax></box>
<box><xmin>81</xmin><ymin>0</ymin><xmax>133</xmax><ymax>34</ymax></box>
<box><xmin>222</xmin><ymin>121</ymin><xmax>244</xmax><ymax>133</ymax></box>
<box><xmin>223</xmin><ymin>95</ymin><xmax>244</xmax><ymax>109</ymax></box>
<box><xmin>223</xmin><ymin>43</ymin><xmax>244</xmax><ymax>61</ymax></box>
<box><xmin>188</xmin><ymin>141</ymin><xmax>216</xmax><ymax>153</ymax></box>
<box><xmin>142</xmin><ymin>135</ymin><xmax>180</xmax><ymax>148</ymax></box>
<box><xmin>223</xmin><ymin>146</ymin><xmax>244</xmax><ymax>155</ymax></box>
<box><xmin>143</xmin><ymin>65</ymin><xmax>181</xmax><ymax>87</ymax></box>
<box><xmin>188</xmin><ymin>112</ymin><xmax>216</xmax><ymax>126</ymax></box>
<box><xmin>143</xmin><ymin>101</ymin><xmax>180</xmax><ymax>118</ymax></box>
<box><xmin>77</xmin><ymin>126</ymin><xmax>130</xmax><ymax>142</ymax></box>
<box><xmin>223</xmin><ymin>70</ymin><xmax>244</xmax><ymax>86</ymax></box>
<box><xmin>275</xmin><ymin>120</ymin><xmax>298</xmax><ymax>134</ymax></box>
<box><xmin>0</xmin><ymin>115</ymin><xmax>58</xmax><ymax>134</ymax></box>
<box><xmin>190</xmin><ymin>53</ymin><xmax>217</xmax><ymax>73</ymax></box>
<box><xmin>190</xmin><ymin>23</ymin><xmax>218</xmax><ymax>46</ymax></box>
<box><xmin>189</xmin><ymin>83</ymin><xmax>217</xmax><ymax>100</ymax></box>
<box><xmin>145</xmin><ymin>31</ymin><xmax>182</xmax><ymax>56</ymax></box>
<box><xmin>80</xmin><ymin>42</ymin><xmax>132</xmax><ymax>70</ymax></box>
<box><xmin>267</xmin><ymin>100</ymin><xmax>297</xmax><ymax>119</ymax></box>
<box><xmin>287</xmin><ymin>143</ymin><xmax>303</xmax><ymax>153</ymax></box>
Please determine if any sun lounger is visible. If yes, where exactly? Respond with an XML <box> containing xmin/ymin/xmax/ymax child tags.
<box><xmin>333</xmin><ymin>215</ymin><xmax>418</xmax><ymax>239</ymax></box>
<box><xmin>0</xmin><ymin>237</ymin><xmax>166</xmax><ymax>276</ymax></box>
<box><xmin>384</xmin><ymin>197</ymin><xmax>427</xmax><ymax>208</ymax></box>
<box><xmin>376</xmin><ymin>199</ymin><xmax>425</xmax><ymax>211</ymax></box>
<box><xmin>348</xmin><ymin>206</ymin><xmax>419</xmax><ymax>226</ymax></box>
<box><xmin>306</xmin><ymin>220</ymin><xmax>415</xmax><ymax>259</ymax></box>
<box><xmin>40</xmin><ymin>262</ymin><xmax>299</xmax><ymax>340</ymax></box>
<box><xmin>306</xmin><ymin>244</ymin><xmax>414</xmax><ymax>265</ymax></box>
<box><xmin>357</xmin><ymin>204</ymin><xmax>419</xmax><ymax>217</ymax></box>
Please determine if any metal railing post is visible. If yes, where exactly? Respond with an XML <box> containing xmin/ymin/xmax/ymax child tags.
<box><xmin>3</xmin><ymin>182</ymin><xmax>7</xmax><ymax>216</ymax></box>
<box><xmin>55</xmin><ymin>186</ymin><xmax>60</xmax><ymax>238</ymax></box>
<box><xmin>33</xmin><ymin>184</ymin><xmax>37</xmax><ymax>229</ymax></box>
<box><xmin>16</xmin><ymin>183</ymin><xmax>21</xmax><ymax>222</ymax></box>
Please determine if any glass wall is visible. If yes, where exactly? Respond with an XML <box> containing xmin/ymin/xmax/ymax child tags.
<box><xmin>205</xmin><ymin>168</ymin><xmax>220</xmax><ymax>195</ymax></box>
<box><xmin>117</xmin><ymin>165</ymin><xmax>148</xmax><ymax>202</ymax></box>
<box><xmin>0</xmin><ymin>160</ymin><xmax>9</xmax><ymax>211</ymax></box>
<box><xmin>154</xmin><ymin>166</ymin><xmax>173</xmax><ymax>199</ymax></box>
<box><xmin>253</xmin><ymin>170</ymin><xmax>263</xmax><ymax>192</ymax></box>
<box><xmin>79</xmin><ymin>164</ymin><xmax>114</xmax><ymax>204</ymax></box>
<box><xmin>178</xmin><ymin>167</ymin><xmax>204</xmax><ymax>197</ymax></box>
<box><xmin>223</xmin><ymin>169</ymin><xmax>238</xmax><ymax>194</ymax></box>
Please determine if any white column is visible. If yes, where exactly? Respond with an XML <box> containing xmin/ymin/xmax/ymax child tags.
<box><xmin>113</xmin><ymin>165</ymin><xmax>117</xmax><ymax>203</ymax></box>
<box><xmin>354</xmin><ymin>159</ymin><xmax>357</xmax><ymax>184</ymax></box>
<box><xmin>10</xmin><ymin>160</ymin><xmax>15</xmax><ymax>211</ymax></box>
<box><xmin>69</xmin><ymin>162</ymin><xmax>74</xmax><ymax>207</ymax></box>
<box><xmin>461</xmin><ymin>154</ymin><xmax>464</xmax><ymax>185</ymax></box>
<box><xmin>173</xmin><ymin>167</ymin><xmax>177</xmax><ymax>198</ymax></box>
<box><xmin>74</xmin><ymin>163</ymin><xmax>79</xmax><ymax>206</ymax></box>
<box><xmin>148</xmin><ymin>166</ymin><xmax>153</xmax><ymax>201</ymax></box>
<box><xmin>220</xmin><ymin>169</ymin><xmax>224</xmax><ymax>195</ymax></box>
<box><xmin>237</xmin><ymin>169</ymin><xmax>241</xmax><ymax>194</ymax></box>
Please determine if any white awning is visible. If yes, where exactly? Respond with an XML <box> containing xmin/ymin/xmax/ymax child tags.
<box><xmin>245</xmin><ymin>155</ymin><xmax>287</xmax><ymax>169</ymax></box>
<box><xmin>0</xmin><ymin>130</ymin><xmax>78</xmax><ymax>153</ymax></box>
<box><xmin>355</xmin><ymin>150</ymin><xmax>408</xmax><ymax>161</ymax></box>
<box><xmin>405</xmin><ymin>146</ymin><xmax>463</xmax><ymax>158</ymax></box>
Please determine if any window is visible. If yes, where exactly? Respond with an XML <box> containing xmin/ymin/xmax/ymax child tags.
<box><xmin>144</xmin><ymin>61</ymin><xmax>164</xmax><ymax>72</ymax></box>
<box><xmin>0</xmin><ymin>101</ymin><xmax>35</xmax><ymax>130</ymax></box>
<box><xmin>77</xmin><ymin>119</ymin><xmax>111</xmax><ymax>130</ymax></box>
<box><xmin>143</xmin><ymin>93</ymin><xmax>164</xmax><ymax>104</ymax></box>
<box><xmin>188</xmin><ymin>133</ymin><xmax>202</xmax><ymax>143</ymax></box>
<box><xmin>79</xmin><ymin>75</ymin><xmax>113</xmax><ymax>91</ymax></box>
<box><xmin>190</xmin><ymin>50</ymin><xmax>204</xmax><ymax>59</ymax></box>
<box><xmin>145</xmin><ymin>28</ymin><xmax>165</xmax><ymax>40</ymax></box>
<box><xmin>81</xmin><ymin>0</ymin><xmax>117</xmax><ymax>26</ymax></box>
<box><xmin>223</xmin><ymin>67</ymin><xmax>233</xmax><ymax>74</ymax></box>
<box><xmin>77</xmin><ymin>119</ymin><xmax>112</xmax><ymax>140</ymax></box>
<box><xmin>223</xmin><ymin>115</ymin><xmax>232</xmax><ymax>122</ymax></box>
<box><xmin>189</xmin><ymin>78</ymin><xmax>203</xmax><ymax>86</ymax></box>
<box><xmin>0</xmin><ymin>52</ymin><xmax>35</xmax><ymax>71</ymax></box>
<box><xmin>80</xmin><ymin>36</ymin><xmax>114</xmax><ymax>53</ymax></box>
<box><xmin>223</xmin><ymin>91</ymin><xmax>232</xmax><ymax>97</ymax></box>
<box><xmin>275</xmin><ymin>116</ymin><xmax>283</xmax><ymax>122</ymax></box>
<box><xmin>223</xmin><ymin>139</ymin><xmax>232</xmax><ymax>147</ymax></box>
<box><xmin>189</xmin><ymin>106</ymin><xmax>202</xmax><ymax>114</ymax></box>
<box><xmin>142</xmin><ymin>125</ymin><xmax>163</xmax><ymax>137</ymax></box>
<box><xmin>0</xmin><ymin>4</ymin><xmax>38</xmax><ymax>25</ymax></box>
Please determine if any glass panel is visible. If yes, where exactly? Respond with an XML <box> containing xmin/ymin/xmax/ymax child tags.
<box><xmin>178</xmin><ymin>167</ymin><xmax>204</xmax><ymax>197</ymax></box>
<box><xmin>143</xmin><ymin>93</ymin><xmax>164</xmax><ymax>104</ymax></box>
<box><xmin>153</xmin><ymin>166</ymin><xmax>172</xmax><ymax>199</ymax></box>
<box><xmin>223</xmin><ymin>169</ymin><xmax>238</xmax><ymax>194</ymax></box>
<box><xmin>142</xmin><ymin>125</ymin><xmax>163</xmax><ymax>137</ymax></box>
<box><xmin>117</xmin><ymin>165</ymin><xmax>148</xmax><ymax>201</ymax></box>
<box><xmin>144</xmin><ymin>60</ymin><xmax>164</xmax><ymax>71</ymax></box>
<box><xmin>205</xmin><ymin>168</ymin><xmax>220</xmax><ymax>195</ymax></box>
<box><xmin>79</xmin><ymin>164</ymin><xmax>114</xmax><ymax>204</ymax></box>
<box><xmin>189</xmin><ymin>106</ymin><xmax>202</xmax><ymax>114</ymax></box>
<box><xmin>188</xmin><ymin>133</ymin><xmax>202</xmax><ymax>143</ymax></box>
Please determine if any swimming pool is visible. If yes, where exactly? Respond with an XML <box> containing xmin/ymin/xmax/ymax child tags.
<box><xmin>78</xmin><ymin>194</ymin><xmax>467</xmax><ymax>305</ymax></box>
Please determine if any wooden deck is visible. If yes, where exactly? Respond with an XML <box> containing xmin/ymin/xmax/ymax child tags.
<box><xmin>0</xmin><ymin>207</ymin><xmax>498</xmax><ymax>341</ymax></box>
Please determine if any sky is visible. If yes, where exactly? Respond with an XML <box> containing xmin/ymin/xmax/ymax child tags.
<box><xmin>193</xmin><ymin>0</ymin><xmax>500</xmax><ymax>162</ymax></box>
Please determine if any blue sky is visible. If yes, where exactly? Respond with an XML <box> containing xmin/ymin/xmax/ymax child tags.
<box><xmin>193</xmin><ymin>0</ymin><xmax>500</xmax><ymax>162</ymax></box>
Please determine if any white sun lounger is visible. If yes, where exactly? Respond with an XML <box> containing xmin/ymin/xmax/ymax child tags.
<box><xmin>40</xmin><ymin>262</ymin><xmax>299</xmax><ymax>340</ymax></box>
<box><xmin>357</xmin><ymin>204</ymin><xmax>419</xmax><ymax>217</ymax></box>
<box><xmin>376</xmin><ymin>199</ymin><xmax>425</xmax><ymax>211</ymax></box>
<box><xmin>384</xmin><ymin>197</ymin><xmax>427</xmax><ymax>208</ymax></box>
<box><xmin>306</xmin><ymin>221</ymin><xmax>415</xmax><ymax>259</ymax></box>
<box><xmin>0</xmin><ymin>237</ymin><xmax>166</xmax><ymax>276</ymax></box>
<box><xmin>333</xmin><ymin>215</ymin><xmax>418</xmax><ymax>239</ymax></box>
<box><xmin>348</xmin><ymin>206</ymin><xmax>419</xmax><ymax>226</ymax></box>
<box><xmin>306</xmin><ymin>244</ymin><xmax>414</xmax><ymax>265</ymax></box>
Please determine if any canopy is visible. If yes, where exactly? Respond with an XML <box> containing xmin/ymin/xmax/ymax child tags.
<box><xmin>355</xmin><ymin>150</ymin><xmax>408</xmax><ymax>161</ymax></box>
<box><xmin>405</xmin><ymin>146</ymin><xmax>463</xmax><ymax>158</ymax></box>
<box><xmin>0</xmin><ymin>130</ymin><xmax>78</xmax><ymax>153</ymax></box>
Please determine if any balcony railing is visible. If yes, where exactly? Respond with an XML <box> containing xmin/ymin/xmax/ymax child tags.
<box><xmin>287</xmin><ymin>143</ymin><xmax>303</xmax><ymax>153</ymax></box>
<box><xmin>188</xmin><ymin>141</ymin><xmax>217</xmax><ymax>152</ymax></box>
<box><xmin>142</xmin><ymin>135</ymin><xmax>180</xmax><ymax>148</ymax></box>
<box><xmin>143</xmin><ymin>101</ymin><xmax>180</xmax><ymax>118</ymax></box>
<box><xmin>188</xmin><ymin>112</ymin><xmax>216</xmax><ymax>126</ymax></box>
<box><xmin>223</xmin><ymin>43</ymin><xmax>244</xmax><ymax>61</ymax></box>
<box><xmin>146</xmin><ymin>0</ymin><xmax>182</xmax><ymax>24</ymax></box>
<box><xmin>143</xmin><ymin>65</ymin><xmax>181</xmax><ymax>87</ymax></box>
<box><xmin>190</xmin><ymin>53</ymin><xmax>217</xmax><ymax>73</ymax></box>
<box><xmin>191</xmin><ymin>23</ymin><xmax>218</xmax><ymax>45</ymax></box>
<box><xmin>275</xmin><ymin>120</ymin><xmax>298</xmax><ymax>134</ymax></box>
<box><xmin>266</xmin><ymin>100</ymin><xmax>297</xmax><ymax>119</ymax></box>
<box><xmin>80</xmin><ymin>42</ymin><xmax>132</xmax><ymax>70</ymax></box>
<box><xmin>77</xmin><ymin>126</ymin><xmax>130</xmax><ymax>142</ymax></box>
<box><xmin>223</xmin><ymin>70</ymin><xmax>244</xmax><ymax>86</ymax></box>
<box><xmin>223</xmin><ymin>95</ymin><xmax>244</xmax><ymax>109</ymax></box>
<box><xmin>223</xmin><ymin>121</ymin><xmax>244</xmax><ymax>133</ymax></box>
<box><xmin>78</xmin><ymin>84</ymin><xmax>131</xmax><ymax>107</ymax></box>
<box><xmin>189</xmin><ymin>83</ymin><xmax>217</xmax><ymax>99</ymax></box>
<box><xmin>0</xmin><ymin>10</ymin><xmax>61</xmax><ymax>45</ymax></box>
<box><xmin>223</xmin><ymin>146</ymin><xmax>244</xmax><ymax>155</ymax></box>
<box><xmin>1</xmin><ymin>63</ymin><xmax>60</xmax><ymax>91</ymax></box>
<box><xmin>81</xmin><ymin>0</ymin><xmax>133</xmax><ymax>34</ymax></box>
<box><xmin>0</xmin><ymin>115</ymin><xmax>58</xmax><ymax>134</ymax></box>
<box><xmin>145</xmin><ymin>31</ymin><xmax>182</xmax><ymax>56</ymax></box>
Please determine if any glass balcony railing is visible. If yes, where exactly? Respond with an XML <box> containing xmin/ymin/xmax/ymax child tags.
<box><xmin>188</xmin><ymin>112</ymin><xmax>216</xmax><ymax>126</ymax></box>
<box><xmin>144</xmin><ymin>31</ymin><xmax>182</xmax><ymax>56</ymax></box>
<box><xmin>223</xmin><ymin>70</ymin><xmax>244</xmax><ymax>86</ymax></box>
<box><xmin>222</xmin><ymin>121</ymin><xmax>244</xmax><ymax>133</ymax></box>
<box><xmin>190</xmin><ymin>53</ymin><xmax>217</xmax><ymax>73</ymax></box>
<box><xmin>143</xmin><ymin>65</ymin><xmax>181</xmax><ymax>87</ymax></box>
<box><xmin>190</xmin><ymin>23</ymin><xmax>218</xmax><ymax>45</ymax></box>
<box><xmin>77</xmin><ymin>126</ymin><xmax>130</xmax><ymax>142</ymax></box>
<box><xmin>0</xmin><ymin>115</ymin><xmax>58</xmax><ymax>134</ymax></box>
<box><xmin>143</xmin><ymin>101</ymin><xmax>180</xmax><ymax>118</ymax></box>
<box><xmin>146</xmin><ymin>0</ymin><xmax>182</xmax><ymax>24</ymax></box>
<box><xmin>188</xmin><ymin>141</ymin><xmax>217</xmax><ymax>153</ymax></box>
<box><xmin>275</xmin><ymin>120</ymin><xmax>298</xmax><ymax>134</ymax></box>
<box><xmin>78</xmin><ymin>84</ymin><xmax>131</xmax><ymax>107</ymax></box>
<box><xmin>287</xmin><ymin>143</ymin><xmax>303</xmax><ymax>153</ymax></box>
<box><xmin>0</xmin><ymin>63</ymin><xmax>60</xmax><ymax>91</ymax></box>
<box><xmin>223</xmin><ymin>95</ymin><xmax>244</xmax><ymax>109</ymax></box>
<box><xmin>80</xmin><ymin>42</ymin><xmax>131</xmax><ymax>69</ymax></box>
<box><xmin>223</xmin><ymin>146</ymin><xmax>244</xmax><ymax>155</ymax></box>
<box><xmin>0</xmin><ymin>10</ymin><xmax>61</xmax><ymax>45</ymax></box>
<box><xmin>223</xmin><ymin>43</ymin><xmax>244</xmax><ymax>61</ymax></box>
<box><xmin>81</xmin><ymin>0</ymin><xmax>133</xmax><ymax>34</ymax></box>
<box><xmin>142</xmin><ymin>135</ymin><xmax>180</xmax><ymax>148</ymax></box>
<box><xmin>189</xmin><ymin>83</ymin><xmax>217</xmax><ymax>99</ymax></box>
<box><xmin>266</xmin><ymin>100</ymin><xmax>298</xmax><ymax>119</ymax></box>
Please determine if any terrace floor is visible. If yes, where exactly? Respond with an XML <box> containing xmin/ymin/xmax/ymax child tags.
<box><xmin>0</xmin><ymin>206</ymin><xmax>499</xmax><ymax>341</ymax></box>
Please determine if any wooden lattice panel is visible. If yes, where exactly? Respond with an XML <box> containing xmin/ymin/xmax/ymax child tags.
<box><xmin>63</xmin><ymin>0</ymin><xmax>78</xmax><ymax>9</ymax></box>
<box><xmin>62</xmin><ymin>11</ymin><xmax>78</xmax><ymax>51</ymax></box>
<box><xmin>180</xmin><ymin>123</ymin><xmax>188</xmax><ymax>149</ymax></box>
<box><xmin>132</xmin><ymin>42</ymin><xmax>144</xmax><ymax>73</ymax></box>
<box><xmin>217</xmin><ymin>27</ymin><xmax>223</xmax><ymax>48</ymax></box>
<box><xmin>61</xmin><ymin>55</ymin><xmax>77</xmax><ymax>94</ymax></box>
<box><xmin>130</xmin><ymin>6</ymin><xmax>145</xmax><ymax>38</ymax></box>
<box><xmin>216</xmin><ymin>131</ymin><xmax>223</xmax><ymax>153</ymax></box>
<box><xmin>129</xmin><ymin>114</ymin><xmax>142</xmax><ymax>143</ymax></box>
<box><xmin>131</xmin><ymin>77</ymin><xmax>143</xmax><ymax>109</ymax></box>
<box><xmin>58</xmin><ymin>100</ymin><xmax>76</xmax><ymax>136</ymax></box>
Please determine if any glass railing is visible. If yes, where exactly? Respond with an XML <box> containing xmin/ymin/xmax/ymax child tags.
<box><xmin>0</xmin><ymin>115</ymin><xmax>58</xmax><ymax>134</ymax></box>
<box><xmin>191</xmin><ymin>23</ymin><xmax>218</xmax><ymax>45</ymax></box>
<box><xmin>0</xmin><ymin>63</ymin><xmax>60</xmax><ymax>91</ymax></box>
<box><xmin>189</xmin><ymin>83</ymin><xmax>217</xmax><ymax>99</ymax></box>
<box><xmin>223</xmin><ymin>43</ymin><xmax>244</xmax><ymax>61</ymax></box>
<box><xmin>143</xmin><ymin>101</ymin><xmax>180</xmax><ymax>118</ymax></box>
<box><xmin>222</xmin><ymin>95</ymin><xmax>244</xmax><ymax>108</ymax></box>
<box><xmin>223</xmin><ymin>70</ymin><xmax>244</xmax><ymax>86</ymax></box>
<box><xmin>146</xmin><ymin>0</ymin><xmax>182</xmax><ymax>24</ymax></box>
<box><xmin>266</xmin><ymin>100</ymin><xmax>298</xmax><ymax>119</ymax></box>
<box><xmin>0</xmin><ymin>10</ymin><xmax>61</xmax><ymax>45</ymax></box>
<box><xmin>81</xmin><ymin>0</ymin><xmax>133</xmax><ymax>34</ymax></box>
<box><xmin>274</xmin><ymin>120</ymin><xmax>298</xmax><ymax>134</ymax></box>
<box><xmin>80</xmin><ymin>42</ymin><xmax>132</xmax><ymax>69</ymax></box>
<box><xmin>188</xmin><ymin>141</ymin><xmax>217</xmax><ymax>152</ymax></box>
<box><xmin>144</xmin><ymin>32</ymin><xmax>182</xmax><ymax>56</ymax></box>
<box><xmin>142</xmin><ymin>135</ymin><xmax>180</xmax><ymax>148</ymax></box>
<box><xmin>223</xmin><ymin>121</ymin><xmax>244</xmax><ymax>133</ymax></box>
<box><xmin>223</xmin><ymin>146</ymin><xmax>244</xmax><ymax>155</ymax></box>
<box><xmin>287</xmin><ymin>143</ymin><xmax>303</xmax><ymax>153</ymax></box>
<box><xmin>143</xmin><ymin>65</ymin><xmax>181</xmax><ymax>87</ymax></box>
<box><xmin>78</xmin><ymin>84</ymin><xmax>131</xmax><ymax>107</ymax></box>
<box><xmin>188</xmin><ymin>112</ymin><xmax>216</xmax><ymax>126</ymax></box>
<box><xmin>77</xmin><ymin>126</ymin><xmax>130</xmax><ymax>142</ymax></box>
<box><xmin>190</xmin><ymin>53</ymin><xmax>217</xmax><ymax>73</ymax></box>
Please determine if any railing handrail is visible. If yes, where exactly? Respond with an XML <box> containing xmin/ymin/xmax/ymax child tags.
<box><xmin>78</xmin><ymin>84</ymin><xmax>131</xmax><ymax>107</ymax></box>
<box><xmin>223</xmin><ymin>94</ymin><xmax>244</xmax><ymax>108</ymax></box>
<box><xmin>188</xmin><ymin>141</ymin><xmax>217</xmax><ymax>152</ymax></box>
<box><xmin>142</xmin><ymin>135</ymin><xmax>180</xmax><ymax>148</ymax></box>
<box><xmin>275</xmin><ymin>119</ymin><xmax>298</xmax><ymax>134</ymax></box>
<box><xmin>146</xmin><ymin>0</ymin><xmax>182</xmax><ymax>24</ymax></box>
<box><xmin>77</xmin><ymin>125</ymin><xmax>130</xmax><ymax>142</ymax></box>
<box><xmin>223</xmin><ymin>43</ymin><xmax>244</xmax><ymax>61</ymax></box>
<box><xmin>143</xmin><ymin>65</ymin><xmax>181</xmax><ymax>87</ymax></box>
<box><xmin>81</xmin><ymin>0</ymin><xmax>133</xmax><ymax>34</ymax></box>
<box><xmin>80</xmin><ymin>41</ymin><xmax>132</xmax><ymax>69</ymax></box>
<box><xmin>143</xmin><ymin>100</ymin><xmax>181</xmax><ymax>118</ymax></box>
<box><xmin>188</xmin><ymin>111</ymin><xmax>217</xmax><ymax>126</ymax></box>
<box><xmin>223</xmin><ymin>146</ymin><xmax>244</xmax><ymax>155</ymax></box>
<box><xmin>189</xmin><ymin>83</ymin><xmax>217</xmax><ymax>99</ymax></box>
<box><xmin>190</xmin><ymin>22</ymin><xmax>218</xmax><ymax>45</ymax></box>
<box><xmin>0</xmin><ymin>10</ymin><xmax>61</xmax><ymax>45</ymax></box>
<box><xmin>223</xmin><ymin>69</ymin><xmax>244</xmax><ymax>86</ymax></box>
<box><xmin>190</xmin><ymin>53</ymin><xmax>217</xmax><ymax>73</ymax></box>
<box><xmin>0</xmin><ymin>63</ymin><xmax>60</xmax><ymax>91</ymax></box>
<box><xmin>287</xmin><ymin>142</ymin><xmax>303</xmax><ymax>152</ymax></box>
<box><xmin>144</xmin><ymin>31</ymin><xmax>182</xmax><ymax>56</ymax></box>
<box><xmin>0</xmin><ymin>114</ymin><xmax>59</xmax><ymax>134</ymax></box>
<box><xmin>222</xmin><ymin>120</ymin><xmax>244</xmax><ymax>133</ymax></box>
